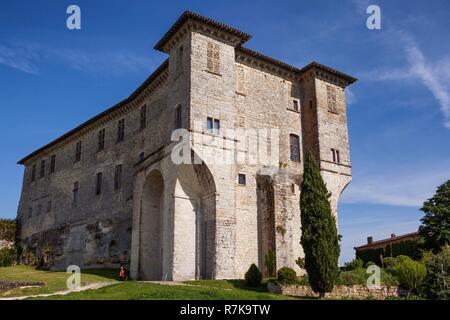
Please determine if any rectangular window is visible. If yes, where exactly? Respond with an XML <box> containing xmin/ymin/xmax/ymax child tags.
<box><xmin>293</xmin><ymin>100</ymin><xmax>299</xmax><ymax>112</ymax></box>
<box><xmin>47</xmin><ymin>200</ymin><xmax>52</xmax><ymax>213</ymax></box>
<box><xmin>31</xmin><ymin>164</ymin><xmax>36</xmax><ymax>182</ymax></box>
<box><xmin>40</xmin><ymin>160</ymin><xmax>45</xmax><ymax>178</ymax></box>
<box><xmin>238</xmin><ymin>173</ymin><xmax>246</xmax><ymax>186</ymax></box>
<box><xmin>207</xmin><ymin>42</ymin><xmax>220</xmax><ymax>74</ymax></box>
<box><xmin>207</xmin><ymin>117</ymin><xmax>213</xmax><ymax>133</ymax></box>
<box><xmin>117</xmin><ymin>119</ymin><xmax>125</xmax><ymax>143</ymax></box>
<box><xmin>175</xmin><ymin>105</ymin><xmax>182</xmax><ymax>129</ymax></box>
<box><xmin>96</xmin><ymin>172</ymin><xmax>102</xmax><ymax>195</ymax></box>
<box><xmin>73</xmin><ymin>182</ymin><xmax>79</xmax><ymax>204</ymax></box>
<box><xmin>28</xmin><ymin>207</ymin><xmax>32</xmax><ymax>219</ymax></box>
<box><xmin>290</xmin><ymin>134</ymin><xmax>300</xmax><ymax>162</ymax></box>
<box><xmin>140</xmin><ymin>105</ymin><xmax>147</xmax><ymax>131</ymax></box>
<box><xmin>37</xmin><ymin>204</ymin><xmax>42</xmax><ymax>216</ymax></box>
<box><xmin>291</xmin><ymin>183</ymin><xmax>296</xmax><ymax>194</ymax></box>
<box><xmin>214</xmin><ymin>119</ymin><xmax>220</xmax><ymax>134</ymax></box>
<box><xmin>50</xmin><ymin>155</ymin><xmax>56</xmax><ymax>174</ymax></box>
<box><xmin>98</xmin><ymin>128</ymin><xmax>105</xmax><ymax>151</ymax></box>
<box><xmin>75</xmin><ymin>141</ymin><xmax>82</xmax><ymax>162</ymax></box>
<box><xmin>331</xmin><ymin>148</ymin><xmax>341</xmax><ymax>163</ymax></box>
<box><xmin>207</xmin><ymin>117</ymin><xmax>220</xmax><ymax>134</ymax></box>
<box><xmin>114</xmin><ymin>165</ymin><xmax>123</xmax><ymax>191</ymax></box>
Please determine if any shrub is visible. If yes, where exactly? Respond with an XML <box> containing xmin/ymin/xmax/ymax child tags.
<box><xmin>395</xmin><ymin>259</ymin><xmax>427</xmax><ymax>295</ymax></box>
<box><xmin>337</xmin><ymin>268</ymin><xmax>367</xmax><ymax>285</ymax></box>
<box><xmin>276</xmin><ymin>267</ymin><xmax>298</xmax><ymax>285</ymax></box>
<box><xmin>344</xmin><ymin>258</ymin><xmax>364</xmax><ymax>271</ymax></box>
<box><xmin>0</xmin><ymin>246</ymin><xmax>18</xmax><ymax>267</ymax></box>
<box><xmin>396</xmin><ymin>255</ymin><xmax>414</xmax><ymax>264</ymax></box>
<box><xmin>264</xmin><ymin>250</ymin><xmax>276</xmax><ymax>277</ymax></box>
<box><xmin>365</xmin><ymin>261</ymin><xmax>376</xmax><ymax>267</ymax></box>
<box><xmin>382</xmin><ymin>257</ymin><xmax>398</xmax><ymax>268</ymax></box>
<box><xmin>419</xmin><ymin>245</ymin><xmax>449</xmax><ymax>300</ymax></box>
<box><xmin>244</xmin><ymin>264</ymin><xmax>262</xmax><ymax>287</ymax></box>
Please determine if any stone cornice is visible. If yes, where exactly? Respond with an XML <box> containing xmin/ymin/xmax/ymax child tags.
<box><xmin>18</xmin><ymin>60</ymin><xmax>169</xmax><ymax>165</ymax></box>
<box><xmin>300</xmin><ymin>62</ymin><xmax>357</xmax><ymax>87</ymax></box>
<box><xmin>235</xmin><ymin>47</ymin><xmax>302</xmax><ymax>81</ymax></box>
<box><xmin>154</xmin><ymin>11</ymin><xmax>252</xmax><ymax>53</ymax></box>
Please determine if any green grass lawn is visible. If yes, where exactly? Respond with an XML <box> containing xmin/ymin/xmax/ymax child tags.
<box><xmin>0</xmin><ymin>265</ymin><xmax>293</xmax><ymax>300</ymax></box>
<box><xmin>34</xmin><ymin>281</ymin><xmax>294</xmax><ymax>300</ymax></box>
<box><xmin>0</xmin><ymin>265</ymin><xmax>117</xmax><ymax>298</ymax></box>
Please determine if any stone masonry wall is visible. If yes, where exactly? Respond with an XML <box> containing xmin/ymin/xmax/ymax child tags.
<box><xmin>17</xmin><ymin>72</ymin><xmax>170</xmax><ymax>270</ymax></box>
<box><xmin>268</xmin><ymin>282</ymin><xmax>401</xmax><ymax>300</ymax></box>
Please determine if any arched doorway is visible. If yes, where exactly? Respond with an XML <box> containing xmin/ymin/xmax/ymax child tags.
<box><xmin>139</xmin><ymin>170</ymin><xmax>164</xmax><ymax>280</ymax></box>
<box><xmin>174</xmin><ymin>162</ymin><xmax>216</xmax><ymax>280</ymax></box>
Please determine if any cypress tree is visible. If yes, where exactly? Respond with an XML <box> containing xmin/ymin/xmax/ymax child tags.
<box><xmin>300</xmin><ymin>152</ymin><xmax>340</xmax><ymax>298</ymax></box>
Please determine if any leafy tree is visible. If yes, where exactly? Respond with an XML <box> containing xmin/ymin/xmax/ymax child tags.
<box><xmin>419</xmin><ymin>245</ymin><xmax>449</xmax><ymax>300</ymax></box>
<box><xmin>419</xmin><ymin>180</ymin><xmax>450</xmax><ymax>252</ymax></box>
<box><xmin>0</xmin><ymin>219</ymin><xmax>16</xmax><ymax>242</ymax></box>
<box><xmin>344</xmin><ymin>258</ymin><xmax>364</xmax><ymax>271</ymax></box>
<box><xmin>300</xmin><ymin>152</ymin><xmax>340</xmax><ymax>298</ymax></box>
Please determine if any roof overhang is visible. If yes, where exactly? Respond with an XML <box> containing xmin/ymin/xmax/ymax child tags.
<box><xmin>154</xmin><ymin>11</ymin><xmax>252</xmax><ymax>53</ymax></box>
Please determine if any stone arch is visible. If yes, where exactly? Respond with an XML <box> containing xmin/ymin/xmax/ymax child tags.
<box><xmin>139</xmin><ymin>169</ymin><xmax>164</xmax><ymax>280</ymax></box>
<box><xmin>173</xmin><ymin>161</ymin><xmax>216</xmax><ymax>280</ymax></box>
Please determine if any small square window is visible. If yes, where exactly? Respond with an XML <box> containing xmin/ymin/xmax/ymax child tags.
<box><xmin>207</xmin><ymin>117</ymin><xmax>220</xmax><ymax>134</ymax></box>
<box><xmin>238</xmin><ymin>173</ymin><xmax>246</xmax><ymax>186</ymax></box>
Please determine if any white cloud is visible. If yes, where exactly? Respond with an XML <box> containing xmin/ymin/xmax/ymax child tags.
<box><xmin>345</xmin><ymin>87</ymin><xmax>357</xmax><ymax>106</ymax></box>
<box><xmin>340</xmin><ymin>164</ymin><xmax>450</xmax><ymax>207</ymax></box>
<box><xmin>0</xmin><ymin>41</ymin><xmax>154</xmax><ymax>76</ymax></box>
<box><xmin>0</xmin><ymin>44</ymin><xmax>39</xmax><ymax>74</ymax></box>
<box><xmin>403</xmin><ymin>38</ymin><xmax>450</xmax><ymax>129</ymax></box>
<box><xmin>360</xmin><ymin>32</ymin><xmax>450</xmax><ymax>129</ymax></box>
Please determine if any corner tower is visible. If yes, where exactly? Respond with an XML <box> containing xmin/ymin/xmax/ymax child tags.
<box><xmin>300</xmin><ymin>63</ymin><xmax>357</xmax><ymax>218</ymax></box>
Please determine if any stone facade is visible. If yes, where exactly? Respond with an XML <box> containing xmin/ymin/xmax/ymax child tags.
<box><xmin>16</xmin><ymin>11</ymin><xmax>356</xmax><ymax>280</ymax></box>
<box><xmin>267</xmin><ymin>282</ymin><xmax>402</xmax><ymax>300</ymax></box>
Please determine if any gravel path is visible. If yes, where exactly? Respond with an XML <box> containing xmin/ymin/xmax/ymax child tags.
<box><xmin>0</xmin><ymin>281</ymin><xmax>117</xmax><ymax>300</ymax></box>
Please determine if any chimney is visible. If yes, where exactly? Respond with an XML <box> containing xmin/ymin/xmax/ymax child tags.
<box><xmin>367</xmin><ymin>236</ymin><xmax>373</xmax><ymax>244</ymax></box>
<box><xmin>391</xmin><ymin>233</ymin><xmax>396</xmax><ymax>239</ymax></box>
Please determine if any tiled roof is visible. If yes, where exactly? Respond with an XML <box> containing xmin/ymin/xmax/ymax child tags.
<box><xmin>154</xmin><ymin>11</ymin><xmax>252</xmax><ymax>51</ymax></box>
<box><xmin>354</xmin><ymin>232</ymin><xmax>420</xmax><ymax>250</ymax></box>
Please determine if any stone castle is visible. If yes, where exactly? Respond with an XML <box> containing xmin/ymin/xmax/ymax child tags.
<box><xmin>16</xmin><ymin>11</ymin><xmax>356</xmax><ymax>280</ymax></box>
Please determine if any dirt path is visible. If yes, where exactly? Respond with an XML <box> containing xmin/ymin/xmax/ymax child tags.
<box><xmin>0</xmin><ymin>281</ymin><xmax>117</xmax><ymax>300</ymax></box>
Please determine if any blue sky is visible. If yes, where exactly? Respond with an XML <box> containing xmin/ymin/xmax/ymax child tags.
<box><xmin>0</xmin><ymin>1</ymin><xmax>449</xmax><ymax>264</ymax></box>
